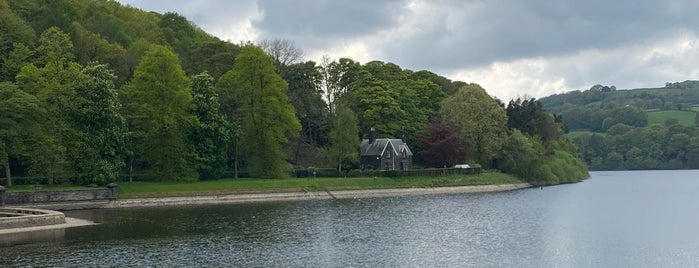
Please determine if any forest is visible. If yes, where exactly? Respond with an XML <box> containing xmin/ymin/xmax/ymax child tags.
<box><xmin>0</xmin><ymin>0</ymin><xmax>588</xmax><ymax>186</ymax></box>
<box><xmin>540</xmin><ymin>82</ymin><xmax>699</xmax><ymax>170</ymax></box>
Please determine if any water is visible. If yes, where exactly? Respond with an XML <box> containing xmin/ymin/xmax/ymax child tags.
<box><xmin>2</xmin><ymin>170</ymin><xmax>699</xmax><ymax>267</ymax></box>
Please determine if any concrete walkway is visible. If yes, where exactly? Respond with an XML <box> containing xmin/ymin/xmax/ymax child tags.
<box><xmin>0</xmin><ymin>217</ymin><xmax>96</xmax><ymax>235</ymax></box>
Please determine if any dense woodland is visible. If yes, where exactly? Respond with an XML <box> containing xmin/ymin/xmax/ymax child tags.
<box><xmin>0</xmin><ymin>0</ymin><xmax>588</xmax><ymax>186</ymax></box>
<box><xmin>540</xmin><ymin>82</ymin><xmax>699</xmax><ymax>170</ymax></box>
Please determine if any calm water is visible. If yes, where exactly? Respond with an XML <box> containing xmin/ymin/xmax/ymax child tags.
<box><xmin>2</xmin><ymin>170</ymin><xmax>699</xmax><ymax>267</ymax></box>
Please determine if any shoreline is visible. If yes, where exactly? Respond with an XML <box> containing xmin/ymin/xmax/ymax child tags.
<box><xmin>15</xmin><ymin>183</ymin><xmax>532</xmax><ymax>210</ymax></box>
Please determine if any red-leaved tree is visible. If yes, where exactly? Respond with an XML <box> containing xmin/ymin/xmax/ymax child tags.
<box><xmin>418</xmin><ymin>117</ymin><xmax>468</xmax><ymax>168</ymax></box>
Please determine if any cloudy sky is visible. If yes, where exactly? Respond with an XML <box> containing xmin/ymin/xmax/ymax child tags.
<box><xmin>117</xmin><ymin>0</ymin><xmax>699</xmax><ymax>101</ymax></box>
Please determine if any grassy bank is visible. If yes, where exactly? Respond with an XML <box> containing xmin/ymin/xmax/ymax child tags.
<box><xmin>3</xmin><ymin>172</ymin><xmax>523</xmax><ymax>199</ymax></box>
<box><xmin>116</xmin><ymin>172</ymin><xmax>522</xmax><ymax>199</ymax></box>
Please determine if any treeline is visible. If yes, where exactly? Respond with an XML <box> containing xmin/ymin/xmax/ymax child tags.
<box><xmin>541</xmin><ymin>82</ymin><xmax>699</xmax><ymax>113</ymax></box>
<box><xmin>540</xmin><ymin>82</ymin><xmax>699</xmax><ymax>170</ymax></box>
<box><xmin>575</xmin><ymin>121</ymin><xmax>699</xmax><ymax>170</ymax></box>
<box><xmin>0</xmin><ymin>0</ymin><xmax>588</xmax><ymax>185</ymax></box>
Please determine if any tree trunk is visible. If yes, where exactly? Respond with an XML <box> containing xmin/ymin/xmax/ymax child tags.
<box><xmin>3</xmin><ymin>155</ymin><xmax>11</xmax><ymax>186</ymax></box>
<box><xmin>128</xmin><ymin>156</ymin><xmax>134</xmax><ymax>182</ymax></box>
<box><xmin>234</xmin><ymin>140</ymin><xmax>239</xmax><ymax>179</ymax></box>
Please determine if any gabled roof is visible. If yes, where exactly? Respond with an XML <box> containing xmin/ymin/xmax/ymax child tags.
<box><xmin>360</xmin><ymin>138</ymin><xmax>413</xmax><ymax>156</ymax></box>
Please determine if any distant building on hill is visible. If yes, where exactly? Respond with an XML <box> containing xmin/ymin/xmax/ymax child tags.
<box><xmin>360</xmin><ymin>128</ymin><xmax>413</xmax><ymax>170</ymax></box>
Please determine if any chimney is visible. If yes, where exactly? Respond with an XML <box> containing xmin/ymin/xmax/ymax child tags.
<box><xmin>396</xmin><ymin>127</ymin><xmax>405</xmax><ymax>141</ymax></box>
<box><xmin>369</xmin><ymin>128</ymin><xmax>377</xmax><ymax>144</ymax></box>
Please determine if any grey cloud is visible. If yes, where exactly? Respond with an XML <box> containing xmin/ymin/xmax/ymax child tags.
<box><xmin>383</xmin><ymin>0</ymin><xmax>699</xmax><ymax>72</ymax></box>
<box><xmin>254</xmin><ymin>0</ymin><xmax>405</xmax><ymax>37</ymax></box>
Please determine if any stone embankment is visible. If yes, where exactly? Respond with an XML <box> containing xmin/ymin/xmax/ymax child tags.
<box><xmin>104</xmin><ymin>183</ymin><xmax>531</xmax><ymax>208</ymax></box>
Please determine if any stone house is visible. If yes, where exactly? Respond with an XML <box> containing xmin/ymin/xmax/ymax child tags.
<box><xmin>360</xmin><ymin>129</ymin><xmax>413</xmax><ymax>170</ymax></box>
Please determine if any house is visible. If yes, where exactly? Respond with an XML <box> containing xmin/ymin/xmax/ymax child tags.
<box><xmin>360</xmin><ymin>129</ymin><xmax>413</xmax><ymax>170</ymax></box>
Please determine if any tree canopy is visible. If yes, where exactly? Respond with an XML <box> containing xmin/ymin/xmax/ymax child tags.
<box><xmin>0</xmin><ymin>0</ymin><xmax>591</xmax><ymax>185</ymax></box>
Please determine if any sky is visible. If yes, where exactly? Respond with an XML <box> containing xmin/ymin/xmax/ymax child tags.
<box><xmin>117</xmin><ymin>0</ymin><xmax>699</xmax><ymax>101</ymax></box>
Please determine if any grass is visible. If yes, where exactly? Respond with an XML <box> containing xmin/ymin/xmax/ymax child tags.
<box><xmin>647</xmin><ymin>110</ymin><xmax>697</xmax><ymax>126</ymax></box>
<box><xmin>114</xmin><ymin>172</ymin><xmax>523</xmax><ymax>199</ymax></box>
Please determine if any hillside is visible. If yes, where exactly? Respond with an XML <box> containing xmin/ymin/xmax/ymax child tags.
<box><xmin>539</xmin><ymin>82</ymin><xmax>699</xmax><ymax>170</ymax></box>
<box><xmin>1</xmin><ymin>0</ymin><xmax>588</xmax><ymax>186</ymax></box>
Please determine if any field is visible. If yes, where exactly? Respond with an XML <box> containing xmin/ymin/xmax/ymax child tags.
<box><xmin>646</xmin><ymin>110</ymin><xmax>697</xmax><ymax>126</ymax></box>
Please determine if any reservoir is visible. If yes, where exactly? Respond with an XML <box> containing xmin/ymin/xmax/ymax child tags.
<box><xmin>2</xmin><ymin>170</ymin><xmax>699</xmax><ymax>267</ymax></box>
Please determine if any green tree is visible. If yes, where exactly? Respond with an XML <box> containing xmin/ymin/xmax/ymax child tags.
<box><xmin>225</xmin><ymin>45</ymin><xmax>300</xmax><ymax>178</ymax></box>
<box><xmin>15</xmin><ymin>27</ymin><xmax>81</xmax><ymax>184</ymax></box>
<box><xmin>441</xmin><ymin>84</ymin><xmax>508</xmax><ymax>168</ymax></box>
<box><xmin>121</xmin><ymin>45</ymin><xmax>197</xmax><ymax>181</ymax></box>
<box><xmin>328</xmin><ymin>104</ymin><xmax>359</xmax><ymax>171</ymax></box>
<box><xmin>1</xmin><ymin>43</ymin><xmax>33</xmax><ymax>82</ymax></box>
<box><xmin>68</xmin><ymin>63</ymin><xmax>126</xmax><ymax>184</ymax></box>
<box><xmin>0</xmin><ymin>0</ymin><xmax>36</xmax><ymax>80</ymax></box>
<box><xmin>189</xmin><ymin>72</ymin><xmax>231</xmax><ymax>179</ymax></box>
<box><xmin>0</xmin><ymin>82</ymin><xmax>44</xmax><ymax>186</ymax></box>
<box><xmin>36</xmin><ymin>26</ymin><xmax>74</xmax><ymax>68</ymax></box>
<box><xmin>506</xmin><ymin>98</ymin><xmax>564</xmax><ymax>143</ymax></box>
<box><xmin>280</xmin><ymin>60</ymin><xmax>331</xmax><ymax>166</ymax></box>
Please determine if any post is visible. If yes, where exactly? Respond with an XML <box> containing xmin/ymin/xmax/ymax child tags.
<box><xmin>107</xmin><ymin>183</ymin><xmax>118</xmax><ymax>200</ymax></box>
<box><xmin>0</xmin><ymin>185</ymin><xmax>5</xmax><ymax>206</ymax></box>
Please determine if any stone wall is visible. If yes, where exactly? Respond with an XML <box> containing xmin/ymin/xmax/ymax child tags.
<box><xmin>0</xmin><ymin>184</ymin><xmax>117</xmax><ymax>206</ymax></box>
<box><xmin>0</xmin><ymin>208</ymin><xmax>66</xmax><ymax>229</ymax></box>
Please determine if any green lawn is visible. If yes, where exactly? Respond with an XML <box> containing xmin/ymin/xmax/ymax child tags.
<box><xmin>647</xmin><ymin>110</ymin><xmax>697</xmax><ymax>126</ymax></box>
<box><xmin>113</xmin><ymin>172</ymin><xmax>522</xmax><ymax>199</ymax></box>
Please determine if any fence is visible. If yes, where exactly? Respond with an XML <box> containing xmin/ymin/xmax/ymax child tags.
<box><xmin>294</xmin><ymin>167</ymin><xmax>482</xmax><ymax>178</ymax></box>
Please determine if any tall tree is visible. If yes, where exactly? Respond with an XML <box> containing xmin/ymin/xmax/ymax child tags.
<box><xmin>224</xmin><ymin>45</ymin><xmax>300</xmax><ymax>178</ymax></box>
<box><xmin>319</xmin><ymin>56</ymin><xmax>360</xmax><ymax>114</ymax></box>
<box><xmin>189</xmin><ymin>72</ymin><xmax>231</xmax><ymax>179</ymax></box>
<box><xmin>328</xmin><ymin>104</ymin><xmax>359</xmax><ymax>171</ymax></box>
<box><xmin>0</xmin><ymin>82</ymin><xmax>44</xmax><ymax>186</ymax></box>
<box><xmin>68</xmin><ymin>63</ymin><xmax>126</xmax><ymax>184</ymax></box>
<box><xmin>441</xmin><ymin>84</ymin><xmax>508</xmax><ymax>168</ymax></box>
<box><xmin>121</xmin><ymin>45</ymin><xmax>197</xmax><ymax>181</ymax></box>
<box><xmin>15</xmin><ymin>27</ymin><xmax>81</xmax><ymax>184</ymax></box>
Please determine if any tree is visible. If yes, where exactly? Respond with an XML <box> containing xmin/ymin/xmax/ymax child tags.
<box><xmin>225</xmin><ymin>45</ymin><xmax>300</xmax><ymax>178</ymax></box>
<box><xmin>328</xmin><ymin>104</ymin><xmax>359</xmax><ymax>171</ymax></box>
<box><xmin>441</xmin><ymin>84</ymin><xmax>508</xmax><ymax>168</ymax></box>
<box><xmin>68</xmin><ymin>63</ymin><xmax>126</xmax><ymax>184</ymax></box>
<box><xmin>418</xmin><ymin>117</ymin><xmax>467</xmax><ymax>168</ymax></box>
<box><xmin>36</xmin><ymin>26</ymin><xmax>74</xmax><ymax>68</ymax></box>
<box><xmin>258</xmin><ymin>38</ymin><xmax>304</xmax><ymax>69</ymax></box>
<box><xmin>121</xmin><ymin>45</ymin><xmax>197</xmax><ymax>181</ymax></box>
<box><xmin>280</xmin><ymin>60</ymin><xmax>331</xmax><ymax>166</ymax></box>
<box><xmin>0</xmin><ymin>43</ymin><xmax>33</xmax><ymax>82</ymax></box>
<box><xmin>319</xmin><ymin>56</ymin><xmax>360</xmax><ymax>114</ymax></box>
<box><xmin>0</xmin><ymin>82</ymin><xmax>44</xmax><ymax>186</ymax></box>
<box><xmin>189</xmin><ymin>72</ymin><xmax>231</xmax><ymax>179</ymax></box>
<box><xmin>15</xmin><ymin>27</ymin><xmax>81</xmax><ymax>184</ymax></box>
<box><xmin>506</xmin><ymin>98</ymin><xmax>564</xmax><ymax>143</ymax></box>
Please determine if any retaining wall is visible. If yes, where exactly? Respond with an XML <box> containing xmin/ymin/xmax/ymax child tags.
<box><xmin>0</xmin><ymin>184</ymin><xmax>117</xmax><ymax>206</ymax></box>
<box><xmin>0</xmin><ymin>208</ymin><xmax>66</xmax><ymax>229</ymax></box>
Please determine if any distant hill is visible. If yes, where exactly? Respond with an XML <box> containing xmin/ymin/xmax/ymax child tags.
<box><xmin>538</xmin><ymin>81</ymin><xmax>699</xmax><ymax>170</ymax></box>
<box><xmin>541</xmin><ymin>80</ymin><xmax>699</xmax><ymax>114</ymax></box>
